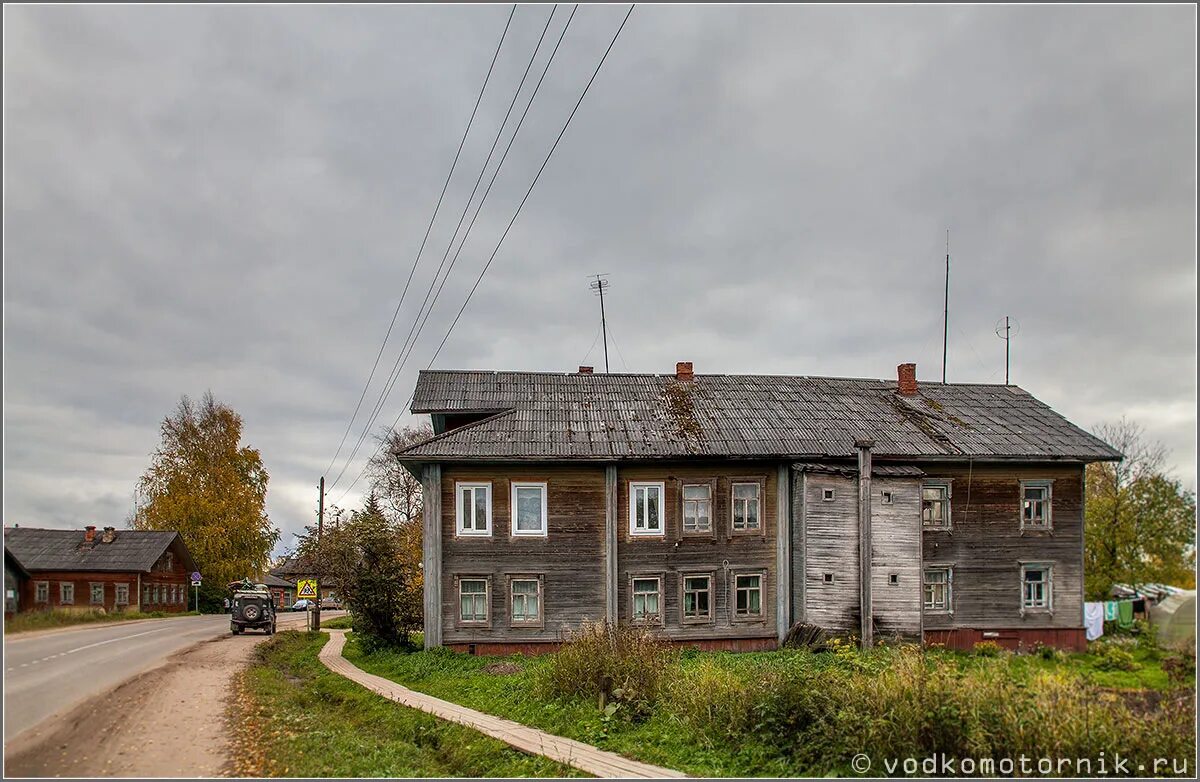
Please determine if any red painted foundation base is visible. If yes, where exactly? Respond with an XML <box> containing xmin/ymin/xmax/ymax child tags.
<box><xmin>924</xmin><ymin>627</ymin><xmax>1087</xmax><ymax>653</ymax></box>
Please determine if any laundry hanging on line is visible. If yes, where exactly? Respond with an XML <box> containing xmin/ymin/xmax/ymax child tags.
<box><xmin>1083</xmin><ymin>602</ymin><xmax>1105</xmax><ymax>641</ymax></box>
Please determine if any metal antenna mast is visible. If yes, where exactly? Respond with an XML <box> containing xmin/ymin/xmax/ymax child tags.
<box><xmin>589</xmin><ymin>274</ymin><xmax>611</xmax><ymax>373</ymax></box>
<box><xmin>995</xmin><ymin>316</ymin><xmax>1020</xmax><ymax>385</ymax></box>
<box><xmin>942</xmin><ymin>229</ymin><xmax>950</xmax><ymax>384</ymax></box>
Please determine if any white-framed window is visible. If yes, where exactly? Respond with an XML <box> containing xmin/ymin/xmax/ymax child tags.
<box><xmin>681</xmin><ymin>574</ymin><xmax>712</xmax><ymax>622</ymax></box>
<box><xmin>732</xmin><ymin>482</ymin><xmax>761</xmax><ymax>531</ymax></box>
<box><xmin>510</xmin><ymin>482</ymin><xmax>548</xmax><ymax>537</ymax></box>
<box><xmin>456</xmin><ymin>482</ymin><xmax>492</xmax><ymax>536</ymax></box>
<box><xmin>923</xmin><ymin>567</ymin><xmax>952</xmax><ymax>612</ymax></box>
<box><xmin>682</xmin><ymin>484</ymin><xmax>712</xmax><ymax>533</ymax></box>
<box><xmin>629</xmin><ymin>482</ymin><xmax>665</xmax><ymax>536</ymax></box>
<box><xmin>733</xmin><ymin>573</ymin><xmax>763</xmax><ymax>618</ymax></box>
<box><xmin>35</xmin><ymin>581</ymin><xmax>49</xmax><ymax>603</ymax></box>
<box><xmin>142</xmin><ymin>584</ymin><xmax>150</xmax><ymax>605</ymax></box>
<box><xmin>822</xmin><ymin>487</ymin><xmax>836</xmax><ymax>502</ymax></box>
<box><xmin>922</xmin><ymin>483</ymin><xmax>951</xmax><ymax>529</ymax></box>
<box><xmin>458</xmin><ymin>578</ymin><xmax>489</xmax><ymax>624</ymax></box>
<box><xmin>631</xmin><ymin>576</ymin><xmax>662</xmax><ymax>623</ymax></box>
<box><xmin>115</xmin><ymin>583</ymin><xmax>129</xmax><ymax>605</ymax></box>
<box><xmin>1020</xmin><ymin>480</ymin><xmax>1053</xmax><ymax>530</ymax></box>
<box><xmin>1021</xmin><ymin>563</ymin><xmax>1053</xmax><ymax>611</ymax></box>
<box><xmin>60</xmin><ymin>582</ymin><xmax>74</xmax><ymax>604</ymax></box>
<box><xmin>510</xmin><ymin>578</ymin><xmax>542</xmax><ymax>626</ymax></box>
<box><xmin>90</xmin><ymin>582</ymin><xmax>104</xmax><ymax>604</ymax></box>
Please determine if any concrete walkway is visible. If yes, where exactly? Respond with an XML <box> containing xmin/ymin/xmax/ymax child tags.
<box><xmin>318</xmin><ymin>630</ymin><xmax>686</xmax><ymax>779</ymax></box>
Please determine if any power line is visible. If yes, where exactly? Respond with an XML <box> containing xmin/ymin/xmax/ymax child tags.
<box><xmin>328</xmin><ymin>5</ymin><xmax>576</xmax><ymax>492</ymax></box>
<box><xmin>323</xmin><ymin>4</ymin><xmax>517</xmax><ymax>478</ymax></box>
<box><xmin>333</xmin><ymin>5</ymin><xmax>637</xmax><ymax>505</ymax></box>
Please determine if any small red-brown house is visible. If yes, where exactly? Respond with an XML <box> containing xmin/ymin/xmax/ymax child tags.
<box><xmin>3</xmin><ymin>525</ymin><xmax>198</xmax><ymax>615</ymax></box>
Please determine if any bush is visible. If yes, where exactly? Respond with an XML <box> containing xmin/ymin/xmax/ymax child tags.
<box><xmin>537</xmin><ymin>621</ymin><xmax>675</xmax><ymax>715</ymax></box>
<box><xmin>1094</xmin><ymin>642</ymin><xmax>1141</xmax><ymax>672</ymax></box>
<box><xmin>972</xmin><ymin>640</ymin><xmax>1003</xmax><ymax>657</ymax></box>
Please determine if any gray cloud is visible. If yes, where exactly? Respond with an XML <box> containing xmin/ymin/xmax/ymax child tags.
<box><xmin>5</xmin><ymin>4</ymin><xmax>1195</xmax><ymax>554</ymax></box>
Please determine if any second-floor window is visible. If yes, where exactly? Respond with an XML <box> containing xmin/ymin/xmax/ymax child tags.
<box><xmin>922</xmin><ymin>483</ymin><xmax>951</xmax><ymax>529</ymax></box>
<box><xmin>511</xmin><ymin>482</ymin><xmax>548</xmax><ymax>536</ymax></box>
<box><xmin>924</xmin><ymin>567</ymin><xmax>952</xmax><ymax>611</ymax></box>
<box><xmin>682</xmin><ymin>485</ymin><xmax>712</xmax><ymax>533</ymax></box>
<box><xmin>732</xmin><ymin>483</ymin><xmax>761</xmax><ymax>531</ymax></box>
<box><xmin>456</xmin><ymin>483</ymin><xmax>492</xmax><ymax>536</ymax></box>
<box><xmin>630</xmin><ymin>482</ymin><xmax>665</xmax><ymax>536</ymax></box>
<box><xmin>1021</xmin><ymin>481</ymin><xmax>1053</xmax><ymax>530</ymax></box>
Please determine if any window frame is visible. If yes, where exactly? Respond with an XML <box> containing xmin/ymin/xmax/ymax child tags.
<box><xmin>508</xmin><ymin>575</ymin><xmax>544</xmax><ymax>629</ymax></box>
<box><xmin>142</xmin><ymin>584</ymin><xmax>151</xmax><ymax>606</ymax></box>
<box><xmin>455</xmin><ymin>575</ymin><xmax>491</xmax><ymax>627</ymax></box>
<box><xmin>90</xmin><ymin>582</ymin><xmax>105</xmax><ymax>605</ymax></box>
<box><xmin>60</xmin><ymin>582</ymin><xmax>74</xmax><ymax>605</ymax></box>
<box><xmin>510</xmin><ymin>481</ymin><xmax>549</xmax><ymax>537</ymax></box>
<box><xmin>680</xmin><ymin>482</ymin><xmax>715</xmax><ymax>536</ymax></box>
<box><xmin>922</xmin><ymin>481</ymin><xmax>952</xmax><ymax>530</ymax></box>
<box><xmin>1020</xmin><ymin>562</ymin><xmax>1054</xmax><ymax>613</ymax></box>
<box><xmin>35</xmin><ymin>580</ymin><xmax>49</xmax><ymax>603</ymax></box>
<box><xmin>680</xmin><ymin>572</ymin><xmax>714</xmax><ymax>624</ymax></box>
<box><xmin>923</xmin><ymin>566</ymin><xmax>953</xmax><ymax>613</ymax></box>
<box><xmin>628</xmin><ymin>481</ymin><xmax>667</xmax><ymax>537</ymax></box>
<box><xmin>630</xmin><ymin>575</ymin><xmax>664</xmax><ymax>625</ymax></box>
<box><xmin>731</xmin><ymin>571</ymin><xmax>765</xmax><ymax>622</ymax></box>
<box><xmin>822</xmin><ymin>487</ymin><xmax>836</xmax><ymax>502</ymax></box>
<box><xmin>455</xmin><ymin>482</ymin><xmax>493</xmax><ymax>538</ymax></box>
<box><xmin>731</xmin><ymin>481</ymin><xmax>764</xmax><ymax>533</ymax></box>
<box><xmin>881</xmin><ymin>489</ymin><xmax>894</xmax><ymax>505</ymax></box>
<box><xmin>1019</xmin><ymin>480</ymin><xmax>1054</xmax><ymax>532</ymax></box>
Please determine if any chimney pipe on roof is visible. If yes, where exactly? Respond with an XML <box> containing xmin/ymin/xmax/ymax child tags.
<box><xmin>101</xmin><ymin>526</ymin><xmax>116</xmax><ymax>543</ymax></box>
<box><xmin>676</xmin><ymin>361</ymin><xmax>694</xmax><ymax>381</ymax></box>
<box><xmin>84</xmin><ymin>525</ymin><xmax>96</xmax><ymax>543</ymax></box>
<box><xmin>578</xmin><ymin>366</ymin><xmax>593</xmax><ymax>374</ymax></box>
<box><xmin>897</xmin><ymin>363</ymin><xmax>918</xmax><ymax>396</ymax></box>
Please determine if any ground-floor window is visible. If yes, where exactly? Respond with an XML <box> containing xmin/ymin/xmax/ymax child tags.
<box><xmin>632</xmin><ymin>577</ymin><xmax>662</xmax><ymax>623</ymax></box>
<box><xmin>1021</xmin><ymin>563</ymin><xmax>1053</xmax><ymax>611</ymax></box>
<box><xmin>923</xmin><ymin>567</ymin><xmax>952</xmax><ymax>612</ymax></box>
<box><xmin>60</xmin><ymin>582</ymin><xmax>74</xmax><ymax>604</ymax></box>
<box><xmin>510</xmin><ymin>578</ymin><xmax>541</xmax><ymax>626</ymax></box>
<box><xmin>35</xmin><ymin>581</ymin><xmax>49</xmax><ymax>603</ymax></box>
<box><xmin>733</xmin><ymin>573</ymin><xmax>763</xmax><ymax>618</ymax></box>
<box><xmin>90</xmin><ymin>583</ymin><xmax>104</xmax><ymax>604</ymax></box>
<box><xmin>682</xmin><ymin>574</ymin><xmax>712</xmax><ymax>622</ymax></box>
<box><xmin>115</xmin><ymin>583</ymin><xmax>129</xmax><ymax>605</ymax></box>
<box><xmin>459</xmin><ymin>578</ymin><xmax>489</xmax><ymax>624</ymax></box>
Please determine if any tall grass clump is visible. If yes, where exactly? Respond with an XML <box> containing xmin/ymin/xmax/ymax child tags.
<box><xmin>538</xmin><ymin>621</ymin><xmax>676</xmax><ymax>713</ymax></box>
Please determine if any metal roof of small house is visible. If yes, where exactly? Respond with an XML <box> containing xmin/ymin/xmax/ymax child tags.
<box><xmin>3</xmin><ymin>527</ymin><xmax>197</xmax><ymax>574</ymax></box>
<box><xmin>398</xmin><ymin>369</ymin><xmax>1121</xmax><ymax>463</ymax></box>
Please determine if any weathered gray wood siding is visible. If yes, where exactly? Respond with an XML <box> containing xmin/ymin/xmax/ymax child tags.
<box><xmin>801</xmin><ymin>473</ymin><xmax>860</xmax><ymax>634</ymax></box>
<box><xmin>871</xmin><ymin>476</ymin><xmax>922</xmax><ymax>640</ymax></box>
<box><xmin>921</xmin><ymin>463</ymin><xmax>1085</xmax><ymax>631</ymax></box>
<box><xmin>440</xmin><ymin>464</ymin><xmax>607</xmax><ymax>644</ymax></box>
<box><xmin>616</xmin><ymin>462</ymin><xmax>779</xmax><ymax>642</ymax></box>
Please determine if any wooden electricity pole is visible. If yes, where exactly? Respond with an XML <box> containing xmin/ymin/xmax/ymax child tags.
<box><xmin>314</xmin><ymin>475</ymin><xmax>324</xmax><ymax>631</ymax></box>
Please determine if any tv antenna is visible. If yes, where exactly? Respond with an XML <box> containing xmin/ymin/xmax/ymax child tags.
<box><xmin>589</xmin><ymin>274</ymin><xmax>611</xmax><ymax>373</ymax></box>
<box><xmin>994</xmin><ymin>316</ymin><xmax>1020</xmax><ymax>385</ymax></box>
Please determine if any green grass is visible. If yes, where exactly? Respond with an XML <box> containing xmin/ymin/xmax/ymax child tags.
<box><xmin>344</xmin><ymin>635</ymin><xmax>1196</xmax><ymax>778</ymax></box>
<box><xmin>231</xmin><ymin>631</ymin><xmax>585</xmax><ymax>778</ymax></box>
<box><xmin>320</xmin><ymin>615</ymin><xmax>354</xmax><ymax>630</ymax></box>
<box><xmin>3</xmin><ymin>609</ymin><xmax>199</xmax><ymax>634</ymax></box>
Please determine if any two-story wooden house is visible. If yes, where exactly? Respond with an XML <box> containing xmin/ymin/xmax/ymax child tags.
<box><xmin>395</xmin><ymin>362</ymin><xmax>1120</xmax><ymax>654</ymax></box>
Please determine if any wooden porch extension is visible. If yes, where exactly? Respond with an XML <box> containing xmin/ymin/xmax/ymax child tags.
<box><xmin>318</xmin><ymin>630</ymin><xmax>686</xmax><ymax>779</ymax></box>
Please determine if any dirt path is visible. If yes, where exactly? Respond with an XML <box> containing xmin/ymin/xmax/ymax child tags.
<box><xmin>5</xmin><ymin>626</ymin><xmax>288</xmax><ymax>777</ymax></box>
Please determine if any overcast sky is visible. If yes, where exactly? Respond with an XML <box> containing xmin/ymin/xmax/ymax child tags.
<box><xmin>5</xmin><ymin>4</ymin><xmax>1195</xmax><ymax>556</ymax></box>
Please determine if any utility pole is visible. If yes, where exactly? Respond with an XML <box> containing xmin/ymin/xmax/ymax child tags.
<box><xmin>942</xmin><ymin>229</ymin><xmax>950</xmax><ymax>384</ymax></box>
<box><xmin>314</xmin><ymin>475</ymin><xmax>324</xmax><ymax>631</ymax></box>
<box><xmin>995</xmin><ymin>316</ymin><xmax>1017</xmax><ymax>385</ymax></box>
<box><xmin>589</xmin><ymin>274</ymin><xmax>610</xmax><ymax>373</ymax></box>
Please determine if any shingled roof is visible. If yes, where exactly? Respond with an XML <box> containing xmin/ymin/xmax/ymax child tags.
<box><xmin>398</xmin><ymin>369</ymin><xmax>1121</xmax><ymax>463</ymax></box>
<box><xmin>3</xmin><ymin>527</ymin><xmax>196</xmax><ymax>574</ymax></box>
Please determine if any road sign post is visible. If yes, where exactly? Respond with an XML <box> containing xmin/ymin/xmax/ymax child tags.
<box><xmin>190</xmin><ymin>572</ymin><xmax>202</xmax><ymax>612</ymax></box>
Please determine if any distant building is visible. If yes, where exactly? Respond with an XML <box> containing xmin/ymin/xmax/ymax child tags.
<box><xmin>263</xmin><ymin>572</ymin><xmax>296</xmax><ymax>609</ymax></box>
<box><xmin>3</xmin><ymin>525</ymin><xmax>197</xmax><ymax>614</ymax></box>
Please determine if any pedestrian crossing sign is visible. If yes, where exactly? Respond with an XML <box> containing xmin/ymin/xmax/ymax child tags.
<box><xmin>297</xmin><ymin>579</ymin><xmax>318</xmax><ymax>599</ymax></box>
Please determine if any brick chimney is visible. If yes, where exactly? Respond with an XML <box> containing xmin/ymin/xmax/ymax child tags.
<box><xmin>675</xmin><ymin>361</ymin><xmax>694</xmax><ymax>381</ymax></box>
<box><xmin>101</xmin><ymin>526</ymin><xmax>116</xmax><ymax>544</ymax></box>
<box><xmin>84</xmin><ymin>525</ymin><xmax>96</xmax><ymax>543</ymax></box>
<box><xmin>897</xmin><ymin>363</ymin><xmax>918</xmax><ymax>396</ymax></box>
<box><xmin>577</xmin><ymin>366</ymin><xmax>593</xmax><ymax>374</ymax></box>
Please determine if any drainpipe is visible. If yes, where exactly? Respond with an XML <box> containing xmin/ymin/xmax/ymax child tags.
<box><xmin>856</xmin><ymin>439</ymin><xmax>875</xmax><ymax>649</ymax></box>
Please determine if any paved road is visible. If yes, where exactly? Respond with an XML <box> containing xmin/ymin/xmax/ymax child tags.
<box><xmin>3</xmin><ymin>610</ymin><xmax>334</xmax><ymax>743</ymax></box>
